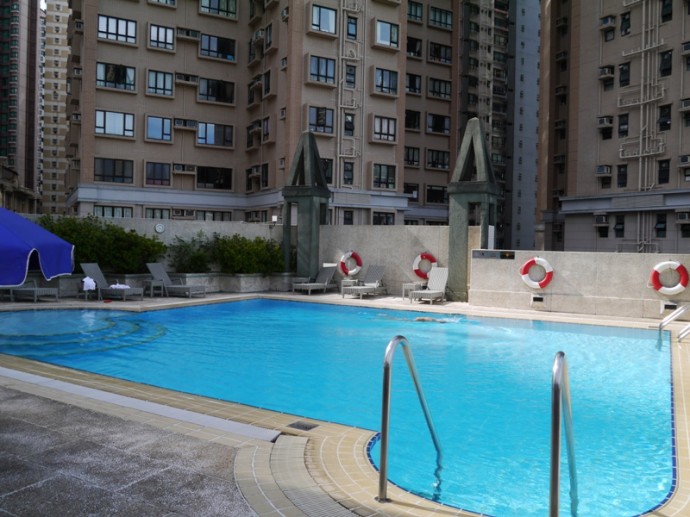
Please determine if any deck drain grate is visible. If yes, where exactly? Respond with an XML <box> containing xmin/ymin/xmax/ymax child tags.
<box><xmin>287</xmin><ymin>420</ymin><xmax>319</xmax><ymax>431</ymax></box>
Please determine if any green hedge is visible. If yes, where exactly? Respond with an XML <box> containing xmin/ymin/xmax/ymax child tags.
<box><xmin>38</xmin><ymin>215</ymin><xmax>166</xmax><ymax>274</ymax></box>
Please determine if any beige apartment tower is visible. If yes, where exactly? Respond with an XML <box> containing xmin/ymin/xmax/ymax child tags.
<box><xmin>539</xmin><ymin>0</ymin><xmax>690</xmax><ymax>252</ymax></box>
<box><xmin>64</xmin><ymin>0</ymin><xmax>532</xmax><ymax>241</ymax></box>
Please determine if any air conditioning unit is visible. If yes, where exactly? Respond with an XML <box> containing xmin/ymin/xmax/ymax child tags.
<box><xmin>599</xmin><ymin>15</ymin><xmax>616</xmax><ymax>28</ymax></box>
<box><xmin>280</xmin><ymin>7</ymin><xmax>289</xmax><ymax>21</ymax></box>
<box><xmin>597</xmin><ymin>116</ymin><xmax>613</xmax><ymax>127</ymax></box>
<box><xmin>175</xmin><ymin>73</ymin><xmax>199</xmax><ymax>84</ymax></box>
<box><xmin>73</xmin><ymin>67</ymin><xmax>82</xmax><ymax>77</ymax></box>
<box><xmin>254</xmin><ymin>29</ymin><xmax>265</xmax><ymax>42</ymax></box>
<box><xmin>346</xmin><ymin>48</ymin><xmax>357</xmax><ymax>59</ymax></box>
<box><xmin>594</xmin><ymin>214</ymin><xmax>609</xmax><ymax>226</ymax></box>
<box><xmin>74</xmin><ymin>20</ymin><xmax>84</xmax><ymax>32</ymax></box>
<box><xmin>556</xmin><ymin>17</ymin><xmax>568</xmax><ymax>28</ymax></box>
<box><xmin>680</xmin><ymin>155</ymin><xmax>690</xmax><ymax>167</ymax></box>
<box><xmin>595</xmin><ymin>165</ymin><xmax>612</xmax><ymax>175</ymax></box>
<box><xmin>681</xmin><ymin>98</ymin><xmax>690</xmax><ymax>110</ymax></box>
<box><xmin>676</xmin><ymin>212</ymin><xmax>690</xmax><ymax>222</ymax></box>
<box><xmin>683</xmin><ymin>41</ymin><xmax>690</xmax><ymax>54</ymax></box>
<box><xmin>173</xmin><ymin>163</ymin><xmax>185</xmax><ymax>172</ymax></box>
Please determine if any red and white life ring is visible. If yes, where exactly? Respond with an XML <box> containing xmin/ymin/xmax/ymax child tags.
<box><xmin>650</xmin><ymin>261</ymin><xmax>689</xmax><ymax>296</ymax></box>
<box><xmin>340</xmin><ymin>251</ymin><xmax>362</xmax><ymax>276</ymax></box>
<box><xmin>519</xmin><ymin>257</ymin><xmax>554</xmax><ymax>289</ymax></box>
<box><xmin>413</xmin><ymin>252</ymin><xmax>437</xmax><ymax>279</ymax></box>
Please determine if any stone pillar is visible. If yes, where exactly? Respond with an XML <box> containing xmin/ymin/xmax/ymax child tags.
<box><xmin>447</xmin><ymin>118</ymin><xmax>500</xmax><ymax>301</ymax></box>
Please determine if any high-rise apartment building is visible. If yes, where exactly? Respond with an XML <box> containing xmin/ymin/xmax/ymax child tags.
<box><xmin>63</xmin><ymin>0</ymin><xmax>535</xmax><ymax>243</ymax></box>
<box><xmin>0</xmin><ymin>0</ymin><xmax>42</xmax><ymax>211</ymax></box>
<box><xmin>539</xmin><ymin>0</ymin><xmax>690</xmax><ymax>252</ymax></box>
<box><xmin>42</xmin><ymin>0</ymin><xmax>71</xmax><ymax>214</ymax></box>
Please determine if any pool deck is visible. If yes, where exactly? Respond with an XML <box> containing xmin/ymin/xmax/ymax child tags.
<box><xmin>1</xmin><ymin>292</ymin><xmax>689</xmax><ymax>516</ymax></box>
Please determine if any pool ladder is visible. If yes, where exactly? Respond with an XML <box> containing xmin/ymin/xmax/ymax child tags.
<box><xmin>377</xmin><ymin>335</ymin><xmax>443</xmax><ymax>503</ymax></box>
<box><xmin>377</xmin><ymin>339</ymin><xmax>579</xmax><ymax>516</ymax></box>
<box><xmin>550</xmin><ymin>352</ymin><xmax>579</xmax><ymax>517</ymax></box>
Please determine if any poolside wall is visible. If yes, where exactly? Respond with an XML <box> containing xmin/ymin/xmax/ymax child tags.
<box><xmin>28</xmin><ymin>215</ymin><xmax>690</xmax><ymax>319</ymax></box>
<box><xmin>469</xmin><ymin>250</ymin><xmax>690</xmax><ymax>319</ymax></box>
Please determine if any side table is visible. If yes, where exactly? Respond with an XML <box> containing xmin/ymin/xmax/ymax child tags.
<box><xmin>402</xmin><ymin>281</ymin><xmax>426</xmax><ymax>301</ymax></box>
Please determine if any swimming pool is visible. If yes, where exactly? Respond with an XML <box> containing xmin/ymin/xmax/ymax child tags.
<box><xmin>0</xmin><ymin>299</ymin><xmax>673</xmax><ymax>516</ymax></box>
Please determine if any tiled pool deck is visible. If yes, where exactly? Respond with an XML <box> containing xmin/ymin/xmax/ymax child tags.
<box><xmin>1</xmin><ymin>292</ymin><xmax>689</xmax><ymax>516</ymax></box>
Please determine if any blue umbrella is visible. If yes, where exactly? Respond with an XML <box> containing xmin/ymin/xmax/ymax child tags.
<box><xmin>0</xmin><ymin>208</ymin><xmax>74</xmax><ymax>287</ymax></box>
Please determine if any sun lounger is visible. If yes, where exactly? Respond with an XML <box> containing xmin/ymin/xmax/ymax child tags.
<box><xmin>410</xmin><ymin>267</ymin><xmax>448</xmax><ymax>304</ymax></box>
<box><xmin>80</xmin><ymin>263</ymin><xmax>144</xmax><ymax>301</ymax></box>
<box><xmin>341</xmin><ymin>265</ymin><xmax>387</xmax><ymax>299</ymax></box>
<box><xmin>292</xmin><ymin>266</ymin><xmax>338</xmax><ymax>295</ymax></box>
<box><xmin>9</xmin><ymin>279</ymin><xmax>59</xmax><ymax>303</ymax></box>
<box><xmin>146</xmin><ymin>262</ymin><xmax>206</xmax><ymax>298</ymax></box>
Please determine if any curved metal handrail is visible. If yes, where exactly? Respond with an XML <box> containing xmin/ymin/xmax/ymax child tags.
<box><xmin>377</xmin><ymin>335</ymin><xmax>443</xmax><ymax>503</ymax></box>
<box><xmin>550</xmin><ymin>351</ymin><xmax>579</xmax><ymax>517</ymax></box>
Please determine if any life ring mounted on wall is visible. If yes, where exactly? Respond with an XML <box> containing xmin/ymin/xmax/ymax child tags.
<box><xmin>413</xmin><ymin>252</ymin><xmax>437</xmax><ymax>279</ymax></box>
<box><xmin>650</xmin><ymin>261</ymin><xmax>689</xmax><ymax>296</ymax></box>
<box><xmin>519</xmin><ymin>257</ymin><xmax>554</xmax><ymax>289</ymax></box>
<box><xmin>340</xmin><ymin>251</ymin><xmax>362</xmax><ymax>276</ymax></box>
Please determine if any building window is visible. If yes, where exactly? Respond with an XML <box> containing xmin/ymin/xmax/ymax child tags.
<box><xmin>405</xmin><ymin>110</ymin><xmax>420</xmax><ymax>130</ymax></box>
<box><xmin>619</xmin><ymin>62</ymin><xmax>630</xmax><ymax>87</ymax></box>
<box><xmin>200</xmin><ymin>34</ymin><xmax>236</xmax><ymax>61</ymax></box>
<box><xmin>429</xmin><ymin>7</ymin><xmax>452</xmax><ymax>29</ymax></box>
<box><xmin>620</xmin><ymin>12</ymin><xmax>630</xmax><ymax>35</ymax></box>
<box><xmin>146</xmin><ymin>162</ymin><xmax>171</xmax><ymax>186</ymax></box>
<box><xmin>373</xmin><ymin>116</ymin><xmax>397</xmax><ymax>142</ymax></box>
<box><xmin>597</xmin><ymin>225</ymin><xmax>609</xmax><ymax>238</ymax></box>
<box><xmin>145</xmin><ymin>208</ymin><xmax>171</xmax><ymax>219</ymax></box>
<box><xmin>344</xmin><ymin>210</ymin><xmax>354</xmax><ymax>225</ymax></box>
<box><xmin>404</xmin><ymin>146</ymin><xmax>420</xmax><ymax>166</ymax></box>
<box><xmin>197</xmin><ymin>122</ymin><xmax>233</xmax><ymax>147</ymax></box>
<box><xmin>404</xmin><ymin>183</ymin><xmax>419</xmax><ymax>202</ymax></box>
<box><xmin>618</xmin><ymin>114</ymin><xmax>629</xmax><ymax>138</ymax></box>
<box><xmin>149</xmin><ymin>24</ymin><xmax>174</xmax><ymax>50</ymax></box>
<box><xmin>309</xmin><ymin>56</ymin><xmax>336</xmax><ymax>84</ymax></box>
<box><xmin>407</xmin><ymin>1</ymin><xmax>423</xmax><ymax>22</ymax></box>
<box><xmin>658</xmin><ymin>159</ymin><xmax>670</xmax><ymax>184</ymax></box>
<box><xmin>308</xmin><ymin>106</ymin><xmax>334</xmax><ymax>133</ymax></box>
<box><xmin>602</xmin><ymin>77</ymin><xmax>614</xmax><ymax>91</ymax></box>
<box><xmin>427</xmin><ymin>113</ymin><xmax>450</xmax><ymax>134</ymax></box>
<box><xmin>95</xmin><ymin>110</ymin><xmax>134</xmax><ymax>137</ymax></box>
<box><xmin>660</xmin><ymin>0</ymin><xmax>672</xmax><ymax>22</ymax></box>
<box><xmin>198</xmin><ymin>78</ymin><xmax>235</xmax><ymax>103</ymax></box>
<box><xmin>373</xmin><ymin>163</ymin><xmax>395</xmax><ymax>189</ymax></box>
<box><xmin>311</xmin><ymin>5</ymin><xmax>336</xmax><ymax>34</ymax></box>
<box><xmin>428</xmin><ymin>78</ymin><xmax>451</xmax><ymax>99</ymax></box>
<box><xmin>345</xmin><ymin>65</ymin><xmax>356</xmax><ymax>88</ymax></box>
<box><xmin>658</xmin><ymin>104</ymin><xmax>671</xmax><ymax>131</ymax></box>
<box><xmin>97</xmin><ymin>15</ymin><xmax>136</xmax><ymax>44</ymax></box>
<box><xmin>196</xmin><ymin>210</ymin><xmax>232</xmax><ymax>221</ymax></box>
<box><xmin>96</xmin><ymin>62</ymin><xmax>135</xmax><ymax>90</ymax></box>
<box><xmin>147</xmin><ymin>70</ymin><xmax>173</xmax><ymax>96</ymax></box>
<box><xmin>346</xmin><ymin>16</ymin><xmax>357</xmax><ymax>40</ymax></box>
<box><xmin>344</xmin><ymin>114</ymin><xmax>355</xmax><ymax>136</ymax></box>
<box><xmin>94</xmin><ymin>158</ymin><xmax>133</xmax><ymax>183</ymax></box>
<box><xmin>94</xmin><ymin>206</ymin><xmax>133</xmax><ymax>218</ymax></box>
<box><xmin>407</xmin><ymin>37</ymin><xmax>422</xmax><ymax>58</ymax></box>
<box><xmin>428</xmin><ymin>42</ymin><xmax>452</xmax><ymax>64</ymax></box>
<box><xmin>426</xmin><ymin>185</ymin><xmax>448</xmax><ymax>204</ymax></box>
<box><xmin>375</xmin><ymin>20</ymin><xmax>399</xmax><ymax>48</ymax></box>
<box><xmin>614</xmin><ymin>215</ymin><xmax>625</xmax><ymax>238</ymax></box>
<box><xmin>200</xmin><ymin>0</ymin><xmax>237</xmax><ymax>18</ymax></box>
<box><xmin>146</xmin><ymin>116</ymin><xmax>172</xmax><ymax>141</ymax></box>
<box><xmin>374</xmin><ymin>68</ymin><xmax>398</xmax><ymax>95</ymax></box>
<box><xmin>601</xmin><ymin>127</ymin><xmax>612</xmax><ymax>140</ymax></box>
<box><xmin>427</xmin><ymin>150</ymin><xmax>450</xmax><ymax>170</ymax></box>
<box><xmin>603</xmin><ymin>28</ymin><xmax>615</xmax><ymax>42</ymax></box>
<box><xmin>406</xmin><ymin>73</ymin><xmax>422</xmax><ymax>94</ymax></box>
<box><xmin>659</xmin><ymin>50</ymin><xmax>672</xmax><ymax>77</ymax></box>
<box><xmin>373</xmin><ymin>212</ymin><xmax>394</xmax><ymax>225</ymax></box>
<box><xmin>656</xmin><ymin>214</ymin><xmax>667</xmax><ymax>238</ymax></box>
<box><xmin>196</xmin><ymin>166</ymin><xmax>233</xmax><ymax>189</ymax></box>
<box><xmin>617</xmin><ymin>164</ymin><xmax>628</xmax><ymax>188</ymax></box>
<box><xmin>343</xmin><ymin>161</ymin><xmax>354</xmax><ymax>185</ymax></box>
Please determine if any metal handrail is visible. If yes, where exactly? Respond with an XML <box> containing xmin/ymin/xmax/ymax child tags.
<box><xmin>550</xmin><ymin>352</ymin><xmax>578</xmax><ymax>517</ymax></box>
<box><xmin>678</xmin><ymin>323</ymin><xmax>690</xmax><ymax>342</ymax></box>
<box><xmin>377</xmin><ymin>335</ymin><xmax>443</xmax><ymax>503</ymax></box>
<box><xmin>658</xmin><ymin>305</ymin><xmax>690</xmax><ymax>332</ymax></box>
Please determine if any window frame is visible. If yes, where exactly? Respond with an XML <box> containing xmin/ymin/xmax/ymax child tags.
<box><xmin>97</xmin><ymin>15</ymin><xmax>136</xmax><ymax>44</ymax></box>
<box><xmin>96</xmin><ymin>62</ymin><xmax>136</xmax><ymax>91</ymax></box>
<box><xmin>95</xmin><ymin>110</ymin><xmax>135</xmax><ymax>137</ymax></box>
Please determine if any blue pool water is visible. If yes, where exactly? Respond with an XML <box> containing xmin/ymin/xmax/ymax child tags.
<box><xmin>0</xmin><ymin>299</ymin><xmax>673</xmax><ymax>516</ymax></box>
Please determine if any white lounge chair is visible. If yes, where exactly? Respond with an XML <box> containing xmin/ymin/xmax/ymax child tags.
<box><xmin>410</xmin><ymin>267</ymin><xmax>448</xmax><ymax>304</ymax></box>
<box><xmin>9</xmin><ymin>279</ymin><xmax>59</xmax><ymax>303</ymax></box>
<box><xmin>342</xmin><ymin>265</ymin><xmax>387</xmax><ymax>299</ymax></box>
<box><xmin>292</xmin><ymin>266</ymin><xmax>338</xmax><ymax>295</ymax></box>
<box><xmin>146</xmin><ymin>262</ymin><xmax>206</xmax><ymax>298</ymax></box>
<box><xmin>80</xmin><ymin>263</ymin><xmax>144</xmax><ymax>301</ymax></box>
